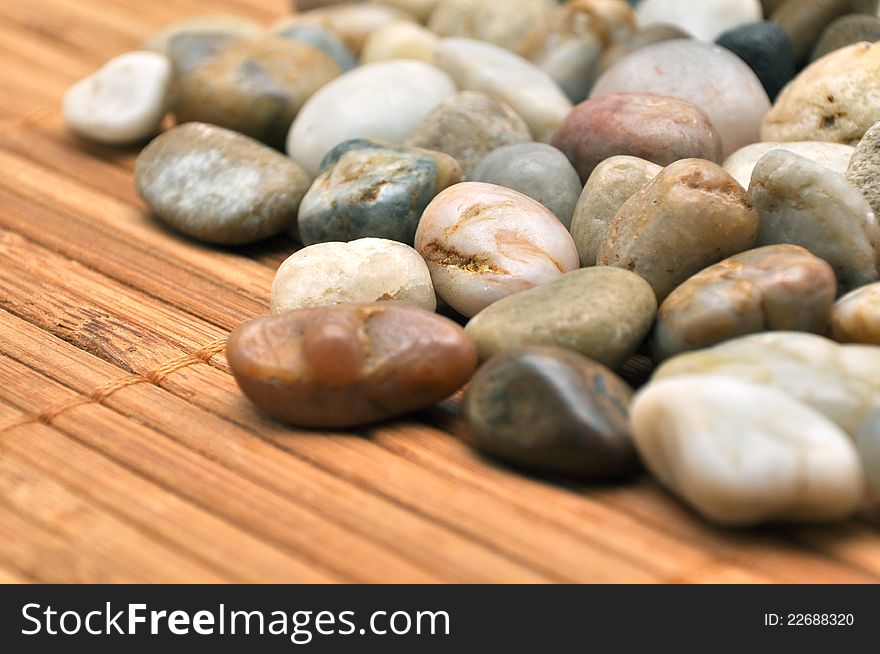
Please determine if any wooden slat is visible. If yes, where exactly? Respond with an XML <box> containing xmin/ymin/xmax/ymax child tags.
<box><xmin>1</xmin><ymin>0</ymin><xmax>878</xmax><ymax>584</ymax></box>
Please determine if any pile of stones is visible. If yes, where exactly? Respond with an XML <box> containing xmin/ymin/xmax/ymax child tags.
<box><xmin>64</xmin><ymin>0</ymin><xmax>880</xmax><ymax>527</ymax></box>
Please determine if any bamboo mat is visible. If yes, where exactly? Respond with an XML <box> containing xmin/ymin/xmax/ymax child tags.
<box><xmin>1</xmin><ymin>0</ymin><xmax>879</xmax><ymax>584</ymax></box>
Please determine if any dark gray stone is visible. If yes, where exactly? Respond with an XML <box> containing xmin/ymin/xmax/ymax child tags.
<box><xmin>716</xmin><ymin>21</ymin><xmax>796</xmax><ymax>100</ymax></box>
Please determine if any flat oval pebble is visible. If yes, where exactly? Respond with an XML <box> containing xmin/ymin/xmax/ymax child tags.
<box><xmin>361</xmin><ymin>20</ymin><xmax>439</xmax><ymax>63</ymax></box>
<box><xmin>750</xmin><ymin>149</ymin><xmax>880</xmax><ymax>291</ymax></box>
<box><xmin>859</xmin><ymin>412</ymin><xmax>880</xmax><ymax>492</ymax></box>
<box><xmin>636</xmin><ymin>0</ymin><xmax>762</xmax><ymax>41</ymax></box>
<box><xmin>463</xmin><ymin>346</ymin><xmax>639</xmax><ymax>477</ymax></box>
<box><xmin>464</xmin><ymin>267</ymin><xmax>657</xmax><ymax>368</ymax></box>
<box><xmin>592</xmin><ymin>39</ymin><xmax>770</xmax><ymax>157</ymax></box>
<box><xmin>469</xmin><ymin>143</ymin><xmax>582</xmax><ymax>228</ymax></box>
<box><xmin>846</xmin><ymin>121</ymin><xmax>880</xmax><ymax>220</ymax></box>
<box><xmin>654</xmin><ymin>245</ymin><xmax>837</xmax><ymax>361</ymax></box>
<box><xmin>830</xmin><ymin>282</ymin><xmax>880</xmax><ymax>344</ymax></box>
<box><xmin>597</xmin><ymin>158</ymin><xmax>759</xmax><ymax>300</ymax></box>
<box><xmin>63</xmin><ymin>51</ymin><xmax>171</xmax><ymax>145</ymax></box>
<box><xmin>287</xmin><ymin>60</ymin><xmax>456</xmax><ymax>175</ymax></box>
<box><xmin>275</xmin><ymin>23</ymin><xmax>358</xmax><ymax>71</ymax></box>
<box><xmin>135</xmin><ymin>123</ymin><xmax>311</xmax><ymax>245</ymax></box>
<box><xmin>631</xmin><ymin>375</ymin><xmax>864</xmax><ymax>526</ymax></box>
<box><xmin>811</xmin><ymin>14</ymin><xmax>880</xmax><ymax>62</ymax></box>
<box><xmin>404</xmin><ymin>91</ymin><xmax>532</xmax><ymax>178</ymax></box>
<box><xmin>761</xmin><ymin>42</ymin><xmax>880</xmax><ymax>145</ymax></box>
<box><xmin>715</xmin><ymin>20</ymin><xmax>796</xmax><ymax>100</ymax></box>
<box><xmin>298</xmin><ymin>139</ymin><xmax>460</xmax><ymax>246</ymax></box>
<box><xmin>142</xmin><ymin>14</ymin><xmax>263</xmax><ymax>55</ymax></box>
<box><xmin>270</xmin><ymin>238</ymin><xmax>436</xmax><ymax>315</ymax></box>
<box><xmin>170</xmin><ymin>34</ymin><xmax>341</xmax><ymax>148</ymax></box>
<box><xmin>272</xmin><ymin>4</ymin><xmax>414</xmax><ymax>54</ymax></box>
<box><xmin>227</xmin><ymin>302</ymin><xmax>477</xmax><ymax>428</ymax></box>
<box><xmin>724</xmin><ymin>140</ymin><xmax>855</xmax><ymax>188</ymax></box>
<box><xmin>552</xmin><ymin>93</ymin><xmax>721</xmax><ymax>182</ymax></box>
<box><xmin>654</xmin><ymin>331</ymin><xmax>880</xmax><ymax>437</ymax></box>
<box><xmin>433</xmin><ymin>38</ymin><xmax>573</xmax><ymax>142</ymax></box>
<box><xmin>414</xmin><ymin>182</ymin><xmax>579</xmax><ymax>318</ymax></box>
<box><xmin>570</xmin><ymin>155</ymin><xmax>661</xmax><ymax>267</ymax></box>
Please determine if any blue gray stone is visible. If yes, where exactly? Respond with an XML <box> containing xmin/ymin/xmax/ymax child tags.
<box><xmin>297</xmin><ymin>139</ymin><xmax>461</xmax><ymax>245</ymax></box>
<box><xmin>276</xmin><ymin>23</ymin><xmax>358</xmax><ymax>71</ymax></box>
<box><xmin>470</xmin><ymin>142</ymin><xmax>583</xmax><ymax>228</ymax></box>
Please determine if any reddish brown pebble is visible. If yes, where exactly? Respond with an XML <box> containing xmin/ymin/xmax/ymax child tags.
<box><xmin>552</xmin><ymin>92</ymin><xmax>722</xmax><ymax>182</ymax></box>
<box><xmin>227</xmin><ymin>302</ymin><xmax>478</xmax><ymax>428</ymax></box>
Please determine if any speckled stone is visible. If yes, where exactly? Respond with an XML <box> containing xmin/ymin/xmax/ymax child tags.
<box><xmin>361</xmin><ymin>20</ymin><xmax>439</xmax><ymax>63</ymax></box>
<box><xmin>596</xmin><ymin>24</ymin><xmax>690</xmax><ymax>77</ymax></box>
<box><xmin>570</xmin><ymin>155</ymin><xmax>661</xmax><ymax>267</ymax></box>
<box><xmin>414</xmin><ymin>182</ymin><xmax>580</xmax><ymax>318</ymax></box>
<box><xmin>724</xmin><ymin>140</ymin><xmax>855</xmax><ymax>188</ymax></box>
<box><xmin>463</xmin><ymin>346</ymin><xmax>639</xmax><ymax>477</ymax></box>
<box><xmin>750</xmin><ymin>149</ymin><xmax>880</xmax><ymax>292</ymax></box>
<box><xmin>846</xmin><ymin>121</ymin><xmax>880</xmax><ymax>220</ymax></box>
<box><xmin>636</xmin><ymin>0</ymin><xmax>762</xmax><ymax>41</ymax></box>
<box><xmin>716</xmin><ymin>21</ymin><xmax>796</xmax><ymax>100</ymax></box>
<box><xmin>272</xmin><ymin>4</ymin><xmax>415</xmax><ymax>54</ymax></box>
<box><xmin>297</xmin><ymin>139</ymin><xmax>461</xmax><ymax>246</ymax></box>
<box><xmin>464</xmin><ymin>267</ymin><xmax>657</xmax><ymax>368</ymax></box>
<box><xmin>142</xmin><ymin>14</ymin><xmax>263</xmax><ymax>55</ymax></box>
<box><xmin>597</xmin><ymin>158</ymin><xmax>759</xmax><ymax>300</ymax></box>
<box><xmin>654</xmin><ymin>331</ymin><xmax>880</xmax><ymax>437</ymax></box>
<box><xmin>404</xmin><ymin>92</ymin><xmax>532</xmax><ymax>178</ymax></box>
<box><xmin>169</xmin><ymin>34</ymin><xmax>341</xmax><ymax>148</ymax></box>
<box><xmin>771</xmin><ymin>0</ymin><xmax>854</xmax><ymax>64</ymax></box>
<box><xmin>275</xmin><ymin>23</ymin><xmax>357</xmax><ymax>71</ymax></box>
<box><xmin>859</xmin><ymin>412</ymin><xmax>880</xmax><ymax>492</ymax></box>
<box><xmin>63</xmin><ymin>51</ymin><xmax>171</xmax><ymax>145</ymax></box>
<box><xmin>469</xmin><ymin>143</ymin><xmax>582</xmax><ymax>228</ymax></box>
<box><xmin>287</xmin><ymin>60</ymin><xmax>456</xmax><ymax>176</ymax></box>
<box><xmin>135</xmin><ymin>123</ymin><xmax>311</xmax><ymax>245</ymax></box>
<box><xmin>761</xmin><ymin>42</ymin><xmax>880</xmax><ymax>145</ymax></box>
<box><xmin>812</xmin><ymin>15</ymin><xmax>880</xmax><ymax>61</ymax></box>
<box><xmin>433</xmin><ymin>38</ymin><xmax>573</xmax><ymax>142</ymax></box>
<box><xmin>631</xmin><ymin>374</ymin><xmax>863</xmax><ymax>526</ymax></box>
<box><xmin>654</xmin><ymin>245</ymin><xmax>837</xmax><ymax>361</ymax></box>
<box><xmin>592</xmin><ymin>39</ymin><xmax>771</xmax><ymax>158</ymax></box>
<box><xmin>552</xmin><ymin>93</ymin><xmax>721</xmax><ymax>182</ymax></box>
<box><xmin>270</xmin><ymin>238</ymin><xmax>435</xmax><ymax>314</ymax></box>
<box><xmin>227</xmin><ymin>302</ymin><xmax>477</xmax><ymax>428</ymax></box>
<box><xmin>830</xmin><ymin>282</ymin><xmax>880</xmax><ymax>344</ymax></box>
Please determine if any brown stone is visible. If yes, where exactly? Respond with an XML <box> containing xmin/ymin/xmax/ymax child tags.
<box><xmin>227</xmin><ymin>302</ymin><xmax>478</xmax><ymax>428</ymax></box>
<box><xmin>597</xmin><ymin>158</ymin><xmax>759</xmax><ymax>300</ymax></box>
<box><xmin>552</xmin><ymin>93</ymin><xmax>721</xmax><ymax>182</ymax></box>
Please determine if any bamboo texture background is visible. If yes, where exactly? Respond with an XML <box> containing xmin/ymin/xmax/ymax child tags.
<box><xmin>0</xmin><ymin>0</ymin><xmax>879</xmax><ymax>583</ymax></box>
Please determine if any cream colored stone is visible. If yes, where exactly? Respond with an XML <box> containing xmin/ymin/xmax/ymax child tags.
<box><xmin>360</xmin><ymin>20</ymin><xmax>438</xmax><ymax>63</ymax></box>
<box><xmin>414</xmin><ymin>182</ymin><xmax>580</xmax><ymax>317</ymax></box>
<box><xmin>63</xmin><ymin>51</ymin><xmax>171</xmax><ymax>145</ymax></box>
<box><xmin>570</xmin><ymin>156</ymin><xmax>661</xmax><ymax>267</ymax></box>
<box><xmin>724</xmin><ymin>141</ymin><xmax>855</xmax><ymax>189</ymax></box>
<box><xmin>631</xmin><ymin>375</ymin><xmax>864</xmax><ymax>526</ymax></box>
<box><xmin>762</xmin><ymin>42</ymin><xmax>880</xmax><ymax>145</ymax></box>
<box><xmin>433</xmin><ymin>38</ymin><xmax>573</xmax><ymax>142</ymax></box>
<box><xmin>271</xmin><ymin>238</ymin><xmax>436</xmax><ymax>314</ymax></box>
<box><xmin>636</xmin><ymin>0</ymin><xmax>762</xmax><ymax>41</ymax></box>
<box><xmin>831</xmin><ymin>282</ymin><xmax>880</xmax><ymax>345</ymax></box>
<box><xmin>273</xmin><ymin>3</ymin><xmax>414</xmax><ymax>53</ymax></box>
<box><xmin>654</xmin><ymin>332</ymin><xmax>880</xmax><ymax>438</ymax></box>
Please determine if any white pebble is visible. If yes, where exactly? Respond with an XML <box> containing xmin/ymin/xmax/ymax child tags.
<box><xmin>63</xmin><ymin>51</ymin><xmax>171</xmax><ymax>145</ymax></box>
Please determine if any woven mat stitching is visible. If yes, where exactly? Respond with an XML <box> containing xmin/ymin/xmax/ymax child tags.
<box><xmin>0</xmin><ymin>337</ymin><xmax>227</xmax><ymax>433</ymax></box>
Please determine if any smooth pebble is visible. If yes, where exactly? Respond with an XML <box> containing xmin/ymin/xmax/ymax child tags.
<box><xmin>361</xmin><ymin>20</ymin><xmax>439</xmax><ymax>63</ymax></box>
<box><xmin>142</xmin><ymin>15</ymin><xmax>263</xmax><ymax>55</ymax></box>
<box><xmin>715</xmin><ymin>20</ymin><xmax>796</xmax><ymax>100</ymax></box>
<box><xmin>414</xmin><ymin>182</ymin><xmax>580</xmax><ymax>318</ymax></box>
<box><xmin>830</xmin><ymin>282</ymin><xmax>880</xmax><ymax>344</ymax></box>
<box><xmin>724</xmin><ymin>140</ymin><xmax>855</xmax><ymax>188</ymax></box>
<box><xmin>463</xmin><ymin>346</ymin><xmax>639</xmax><ymax>477</ymax></box>
<box><xmin>636</xmin><ymin>0</ymin><xmax>762</xmax><ymax>41</ymax></box>
<box><xmin>846</xmin><ymin>121</ymin><xmax>880</xmax><ymax>220</ymax></box>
